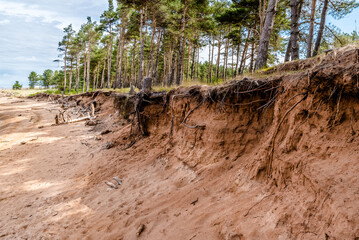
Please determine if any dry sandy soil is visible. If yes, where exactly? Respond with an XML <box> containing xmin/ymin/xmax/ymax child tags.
<box><xmin>1</xmin><ymin>47</ymin><xmax>359</xmax><ymax>240</ymax></box>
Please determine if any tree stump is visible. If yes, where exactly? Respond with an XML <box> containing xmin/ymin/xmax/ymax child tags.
<box><xmin>129</xmin><ymin>84</ymin><xmax>135</xmax><ymax>95</ymax></box>
<box><xmin>142</xmin><ymin>77</ymin><xmax>152</xmax><ymax>93</ymax></box>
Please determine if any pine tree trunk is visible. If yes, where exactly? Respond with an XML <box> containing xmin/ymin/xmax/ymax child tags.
<box><xmin>313</xmin><ymin>0</ymin><xmax>328</xmax><ymax>56</ymax></box>
<box><xmin>289</xmin><ymin>0</ymin><xmax>304</xmax><ymax>60</ymax></box>
<box><xmin>191</xmin><ymin>42</ymin><xmax>196</xmax><ymax>80</ymax></box>
<box><xmin>255</xmin><ymin>0</ymin><xmax>278</xmax><ymax>69</ymax></box>
<box><xmin>307</xmin><ymin>0</ymin><xmax>317</xmax><ymax>58</ymax></box>
<box><xmin>139</xmin><ymin>4</ymin><xmax>145</xmax><ymax>87</ymax></box>
<box><xmin>76</xmin><ymin>55</ymin><xmax>80</xmax><ymax>93</ymax></box>
<box><xmin>250</xmin><ymin>41</ymin><xmax>255</xmax><ymax>72</ymax></box>
<box><xmin>224</xmin><ymin>35</ymin><xmax>229</xmax><ymax>81</ymax></box>
<box><xmin>82</xmin><ymin>51</ymin><xmax>87</xmax><ymax>93</ymax></box>
<box><xmin>176</xmin><ymin>0</ymin><xmax>187</xmax><ymax>86</ymax></box>
<box><xmin>86</xmin><ymin>49</ymin><xmax>91</xmax><ymax>92</ymax></box>
<box><xmin>196</xmin><ymin>47</ymin><xmax>199</xmax><ymax>79</ymax></box>
<box><xmin>216</xmin><ymin>33</ymin><xmax>222</xmax><ymax>79</ymax></box>
<box><xmin>235</xmin><ymin>44</ymin><xmax>240</xmax><ymax>77</ymax></box>
<box><xmin>284</xmin><ymin>38</ymin><xmax>292</xmax><ymax>62</ymax></box>
<box><xmin>107</xmin><ymin>25</ymin><xmax>113</xmax><ymax>89</ymax></box>
<box><xmin>210</xmin><ymin>37</ymin><xmax>214</xmax><ymax>82</ymax></box>
<box><xmin>64</xmin><ymin>48</ymin><xmax>67</xmax><ymax>92</ymax></box>
<box><xmin>116</xmin><ymin>20</ymin><xmax>127</xmax><ymax>89</ymax></box>
<box><xmin>114</xmin><ymin>37</ymin><xmax>121</xmax><ymax>89</ymax></box>
<box><xmin>147</xmin><ymin>19</ymin><xmax>157</xmax><ymax>76</ymax></box>
<box><xmin>239</xmin><ymin>29</ymin><xmax>251</xmax><ymax>74</ymax></box>
<box><xmin>207</xmin><ymin>36</ymin><xmax>211</xmax><ymax>83</ymax></box>
<box><xmin>100</xmin><ymin>53</ymin><xmax>107</xmax><ymax>89</ymax></box>
<box><xmin>167</xmin><ymin>41</ymin><xmax>177</xmax><ymax>86</ymax></box>
<box><xmin>152</xmin><ymin>29</ymin><xmax>163</xmax><ymax>82</ymax></box>
<box><xmin>131</xmin><ymin>38</ymin><xmax>137</xmax><ymax>86</ymax></box>
<box><xmin>186</xmin><ymin>41</ymin><xmax>192</xmax><ymax>81</ymax></box>
<box><xmin>124</xmin><ymin>53</ymin><xmax>128</xmax><ymax>87</ymax></box>
<box><xmin>68</xmin><ymin>59</ymin><xmax>73</xmax><ymax>94</ymax></box>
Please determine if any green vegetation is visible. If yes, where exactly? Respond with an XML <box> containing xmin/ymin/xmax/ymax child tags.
<box><xmin>12</xmin><ymin>81</ymin><xmax>22</xmax><ymax>90</ymax></box>
<box><xmin>27</xmin><ymin>0</ymin><xmax>358</xmax><ymax>93</ymax></box>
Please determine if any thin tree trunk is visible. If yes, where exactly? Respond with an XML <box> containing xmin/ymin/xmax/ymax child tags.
<box><xmin>107</xmin><ymin>25</ymin><xmax>113</xmax><ymax>89</ymax></box>
<box><xmin>124</xmin><ymin>53</ymin><xmax>128</xmax><ymax>87</ymax></box>
<box><xmin>313</xmin><ymin>0</ymin><xmax>328</xmax><ymax>56</ymax></box>
<box><xmin>208</xmin><ymin>36</ymin><xmax>211</xmax><ymax>83</ymax></box>
<box><xmin>239</xmin><ymin>29</ymin><xmax>251</xmax><ymax>74</ymax></box>
<box><xmin>250</xmin><ymin>41</ymin><xmax>255</xmax><ymax>72</ymax></box>
<box><xmin>131</xmin><ymin>38</ymin><xmax>137</xmax><ymax>86</ymax></box>
<box><xmin>86</xmin><ymin>48</ymin><xmax>91</xmax><ymax>92</ymax></box>
<box><xmin>100</xmin><ymin>51</ymin><xmax>107</xmax><ymax>89</ymax></box>
<box><xmin>68</xmin><ymin>59</ymin><xmax>73</xmax><ymax>93</ymax></box>
<box><xmin>191</xmin><ymin>42</ymin><xmax>196</xmax><ymax>80</ymax></box>
<box><xmin>231</xmin><ymin>46</ymin><xmax>234</xmax><ymax>77</ymax></box>
<box><xmin>289</xmin><ymin>0</ymin><xmax>304</xmax><ymax>60</ymax></box>
<box><xmin>307</xmin><ymin>0</ymin><xmax>317</xmax><ymax>58</ymax></box>
<box><xmin>64</xmin><ymin>48</ymin><xmax>67</xmax><ymax>92</ymax></box>
<box><xmin>196</xmin><ymin>47</ymin><xmax>199</xmax><ymax>80</ymax></box>
<box><xmin>167</xmin><ymin>41</ymin><xmax>178</xmax><ymax>86</ymax></box>
<box><xmin>224</xmin><ymin>35</ymin><xmax>229</xmax><ymax>81</ymax></box>
<box><xmin>152</xmin><ymin>29</ymin><xmax>163</xmax><ymax>81</ymax></box>
<box><xmin>147</xmin><ymin>19</ymin><xmax>157</xmax><ymax>76</ymax></box>
<box><xmin>216</xmin><ymin>33</ymin><xmax>222</xmax><ymax>79</ymax></box>
<box><xmin>176</xmin><ymin>0</ymin><xmax>187</xmax><ymax>86</ymax></box>
<box><xmin>114</xmin><ymin>37</ymin><xmax>121</xmax><ymax>89</ymax></box>
<box><xmin>285</xmin><ymin>39</ymin><xmax>292</xmax><ymax>62</ymax></box>
<box><xmin>235</xmin><ymin>44</ymin><xmax>240</xmax><ymax>77</ymax></box>
<box><xmin>116</xmin><ymin>20</ymin><xmax>127</xmax><ymax>89</ymax></box>
<box><xmin>76</xmin><ymin>55</ymin><xmax>80</xmax><ymax>93</ymax></box>
<box><xmin>210</xmin><ymin>36</ymin><xmax>214</xmax><ymax>82</ymax></box>
<box><xmin>255</xmin><ymin>0</ymin><xmax>278</xmax><ymax>69</ymax></box>
<box><xmin>139</xmin><ymin>4</ymin><xmax>146</xmax><ymax>87</ymax></box>
<box><xmin>82</xmin><ymin>51</ymin><xmax>87</xmax><ymax>93</ymax></box>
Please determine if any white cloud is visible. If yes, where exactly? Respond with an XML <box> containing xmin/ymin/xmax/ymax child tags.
<box><xmin>0</xmin><ymin>1</ymin><xmax>83</xmax><ymax>30</ymax></box>
<box><xmin>14</xmin><ymin>56</ymin><xmax>38</xmax><ymax>62</ymax></box>
<box><xmin>0</xmin><ymin>19</ymin><xmax>10</xmax><ymax>24</ymax></box>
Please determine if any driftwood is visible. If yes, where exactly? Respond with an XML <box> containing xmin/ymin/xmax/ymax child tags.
<box><xmin>136</xmin><ymin>224</ymin><xmax>145</xmax><ymax>237</ymax></box>
<box><xmin>55</xmin><ymin>116</ymin><xmax>94</xmax><ymax>125</ymax></box>
<box><xmin>105</xmin><ymin>181</ymin><xmax>118</xmax><ymax>189</ymax></box>
<box><xmin>113</xmin><ymin>177</ymin><xmax>122</xmax><ymax>185</ymax></box>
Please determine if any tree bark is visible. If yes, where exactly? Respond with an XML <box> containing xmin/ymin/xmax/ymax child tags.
<box><xmin>307</xmin><ymin>0</ymin><xmax>317</xmax><ymax>58</ymax></box>
<box><xmin>289</xmin><ymin>0</ymin><xmax>304</xmax><ymax>60</ymax></box>
<box><xmin>82</xmin><ymin>50</ymin><xmax>87</xmax><ymax>93</ymax></box>
<box><xmin>235</xmin><ymin>44</ymin><xmax>240</xmax><ymax>77</ymax></box>
<box><xmin>147</xmin><ymin>19</ymin><xmax>157</xmax><ymax>76</ymax></box>
<box><xmin>191</xmin><ymin>42</ymin><xmax>197</xmax><ymax>80</ymax></box>
<box><xmin>130</xmin><ymin>38</ymin><xmax>137</xmax><ymax>86</ymax></box>
<box><xmin>313</xmin><ymin>0</ymin><xmax>329</xmax><ymax>57</ymax></box>
<box><xmin>75</xmin><ymin>55</ymin><xmax>80</xmax><ymax>93</ymax></box>
<box><xmin>64</xmin><ymin>48</ymin><xmax>67</xmax><ymax>92</ymax></box>
<box><xmin>100</xmin><ymin>51</ymin><xmax>107</xmax><ymax>89</ymax></box>
<box><xmin>68</xmin><ymin>59</ymin><xmax>73</xmax><ymax>93</ymax></box>
<box><xmin>239</xmin><ymin>28</ymin><xmax>251</xmax><ymax>74</ymax></box>
<box><xmin>216</xmin><ymin>33</ymin><xmax>222</xmax><ymax>79</ymax></box>
<box><xmin>167</xmin><ymin>43</ymin><xmax>177</xmax><ymax>86</ymax></box>
<box><xmin>255</xmin><ymin>0</ymin><xmax>278</xmax><ymax>69</ymax></box>
<box><xmin>139</xmin><ymin>4</ymin><xmax>146</xmax><ymax>87</ymax></box>
<box><xmin>86</xmin><ymin>48</ymin><xmax>91</xmax><ymax>92</ymax></box>
<box><xmin>210</xmin><ymin>36</ymin><xmax>214</xmax><ymax>82</ymax></box>
<box><xmin>107</xmin><ymin>25</ymin><xmax>113</xmax><ymax>89</ymax></box>
<box><xmin>114</xmin><ymin>37</ymin><xmax>121</xmax><ymax>89</ymax></box>
<box><xmin>176</xmin><ymin>0</ymin><xmax>187</xmax><ymax>86</ymax></box>
<box><xmin>152</xmin><ymin>29</ymin><xmax>163</xmax><ymax>82</ymax></box>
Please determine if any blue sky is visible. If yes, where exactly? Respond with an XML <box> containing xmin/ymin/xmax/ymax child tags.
<box><xmin>0</xmin><ymin>0</ymin><xmax>108</xmax><ymax>88</ymax></box>
<box><xmin>0</xmin><ymin>1</ymin><xmax>359</xmax><ymax>88</ymax></box>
